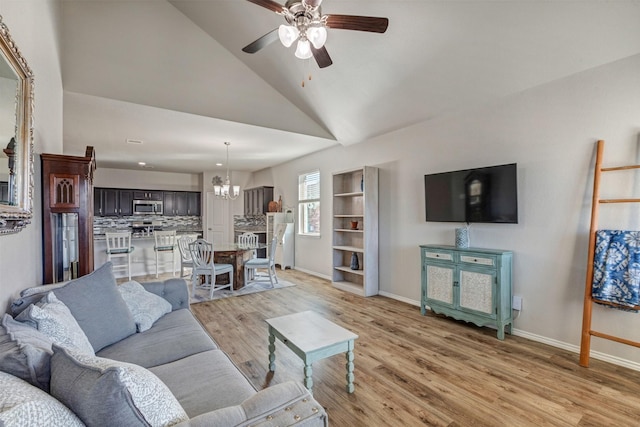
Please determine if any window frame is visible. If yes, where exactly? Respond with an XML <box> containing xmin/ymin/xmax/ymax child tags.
<box><xmin>297</xmin><ymin>170</ymin><xmax>321</xmax><ymax>237</ymax></box>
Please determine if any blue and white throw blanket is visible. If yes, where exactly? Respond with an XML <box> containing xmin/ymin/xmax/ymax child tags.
<box><xmin>592</xmin><ymin>230</ymin><xmax>640</xmax><ymax>311</ymax></box>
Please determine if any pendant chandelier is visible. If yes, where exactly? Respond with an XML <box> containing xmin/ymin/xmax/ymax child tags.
<box><xmin>213</xmin><ymin>142</ymin><xmax>240</xmax><ymax>200</ymax></box>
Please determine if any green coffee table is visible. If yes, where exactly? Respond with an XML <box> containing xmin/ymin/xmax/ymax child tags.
<box><xmin>266</xmin><ymin>311</ymin><xmax>359</xmax><ymax>394</ymax></box>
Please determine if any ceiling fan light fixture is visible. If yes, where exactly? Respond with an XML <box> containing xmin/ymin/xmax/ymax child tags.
<box><xmin>307</xmin><ymin>25</ymin><xmax>327</xmax><ymax>49</ymax></box>
<box><xmin>294</xmin><ymin>39</ymin><xmax>313</xmax><ymax>59</ymax></box>
<box><xmin>278</xmin><ymin>24</ymin><xmax>299</xmax><ymax>48</ymax></box>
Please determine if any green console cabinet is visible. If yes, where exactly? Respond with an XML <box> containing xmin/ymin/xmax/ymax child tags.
<box><xmin>420</xmin><ymin>245</ymin><xmax>513</xmax><ymax>339</ymax></box>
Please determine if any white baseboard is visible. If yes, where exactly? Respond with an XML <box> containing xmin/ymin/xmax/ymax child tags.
<box><xmin>378</xmin><ymin>291</ymin><xmax>640</xmax><ymax>372</ymax></box>
<box><xmin>292</xmin><ymin>267</ymin><xmax>332</xmax><ymax>281</ymax></box>
<box><xmin>378</xmin><ymin>291</ymin><xmax>420</xmax><ymax>307</ymax></box>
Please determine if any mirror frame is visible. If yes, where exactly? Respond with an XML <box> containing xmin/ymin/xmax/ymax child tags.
<box><xmin>0</xmin><ymin>14</ymin><xmax>34</xmax><ymax>235</ymax></box>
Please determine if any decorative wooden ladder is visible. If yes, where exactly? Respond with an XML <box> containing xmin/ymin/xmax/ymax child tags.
<box><xmin>580</xmin><ymin>139</ymin><xmax>640</xmax><ymax>367</ymax></box>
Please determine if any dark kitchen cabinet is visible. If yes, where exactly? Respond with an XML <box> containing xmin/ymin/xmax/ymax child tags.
<box><xmin>187</xmin><ymin>192</ymin><xmax>201</xmax><ymax>216</ymax></box>
<box><xmin>164</xmin><ymin>191</ymin><xmax>200</xmax><ymax>216</ymax></box>
<box><xmin>133</xmin><ymin>190</ymin><xmax>163</xmax><ymax>201</ymax></box>
<box><xmin>95</xmin><ymin>188</ymin><xmax>133</xmax><ymax>217</ymax></box>
<box><xmin>163</xmin><ymin>192</ymin><xmax>175</xmax><ymax>216</ymax></box>
<box><xmin>243</xmin><ymin>186</ymin><xmax>274</xmax><ymax>215</ymax></box>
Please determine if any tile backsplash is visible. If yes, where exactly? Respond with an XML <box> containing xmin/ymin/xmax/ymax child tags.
<box><xmin>94</xmin><ymin>215</ymin><xmax>202</xmax><ymax>234</ymax></box>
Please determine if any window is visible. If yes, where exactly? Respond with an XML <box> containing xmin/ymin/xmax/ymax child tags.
<box><xmin>298</xmin><ymin>170</ymin><xmax>320</xmax><ymax>236</ymax></box>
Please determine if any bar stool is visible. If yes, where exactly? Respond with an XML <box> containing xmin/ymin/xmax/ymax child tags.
<box><xmin>105</xmin><ymin>232</ymin><xmax>135</xmax><ymax>280</ymax></box>
<box><xmin>154</xmin><ymin>230</ymin><xmax>177</xmax><ymax>278</ymax></box>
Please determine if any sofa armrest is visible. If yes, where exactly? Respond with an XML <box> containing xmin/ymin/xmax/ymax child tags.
<box><xmin>178</xmin><ymin>381</ymin><xmax>328</xmax><ymax>427</ymax></box>
<box><xmin>140</xmin><ymin>278</ymin><xmax>190</xmax><ymax>311</ymax></box>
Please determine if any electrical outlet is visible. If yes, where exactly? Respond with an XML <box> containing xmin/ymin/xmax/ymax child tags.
<box><xmin>512</xmin><ymin>295</ymin><xmax>523</xmax><ymax>311</ymax></box>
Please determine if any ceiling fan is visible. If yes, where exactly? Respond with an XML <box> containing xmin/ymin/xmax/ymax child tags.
<box><xmin>242</xmin><ymin>0</ymin><xmax>389</xmax><ymax>68</ymax></box>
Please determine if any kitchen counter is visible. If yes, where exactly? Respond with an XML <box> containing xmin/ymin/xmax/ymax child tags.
<box><xmin>94</xmin><ymin>229</ymin><xmax>202</xmax><ymax>240</ymax></box>
<box><xmin>234</xmin><ymin>227</ymin><xmax>266</xmax><ymax>233</ymax></box>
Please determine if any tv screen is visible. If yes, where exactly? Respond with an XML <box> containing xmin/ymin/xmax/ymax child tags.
<box><xmin>424</xmin><ymin>163</ymin><xmax>518</xmax><ymax>224</ymax></box>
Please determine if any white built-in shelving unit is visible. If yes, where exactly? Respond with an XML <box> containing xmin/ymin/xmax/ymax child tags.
<box><xmin>332</xmin><ymin>166</ymin><xmax>378</xmax><ymax>296</ymax></box>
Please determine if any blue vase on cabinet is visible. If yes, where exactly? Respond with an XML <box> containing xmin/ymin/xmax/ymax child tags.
<box><xmin>350</xmin><ymin>252</ymin><xmax>359</xmax><ymax>270</ymax></box>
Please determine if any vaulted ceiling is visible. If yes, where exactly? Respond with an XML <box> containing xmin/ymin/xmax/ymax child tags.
<box><xmin>61</xmin><ymin>0</ymin><xmax>640</xmax><ymax>173</ymax></box>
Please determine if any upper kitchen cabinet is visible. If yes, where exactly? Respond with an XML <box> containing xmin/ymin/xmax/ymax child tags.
<box><xmin>164</xmin><ymin>191</ymin><xmax>200</xmax><ymax>216</ymax></box>
<box><xmin>133</xmin><ymin>190</ymin><xmax>163</xmax><ymax>201</ymax></box>
<box><xmin>94</xmin><ymin>188</ymin><xmax>132</xmax><ymax>217</ymax></box>
<box><xmin>243</xmin><ymin>186</ymin><xmax>274</xmax><ymax>215</ymax></box>
<box><xmin>187</xmin><ymin>192</ymin><xmax>201</xmax><ymax>216</ymax></box>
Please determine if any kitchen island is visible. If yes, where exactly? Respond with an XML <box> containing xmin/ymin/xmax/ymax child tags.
<box><xmin>94</xmin><ymin>231</ymin><xmax>201</xmax><ymax>279</ymax></box>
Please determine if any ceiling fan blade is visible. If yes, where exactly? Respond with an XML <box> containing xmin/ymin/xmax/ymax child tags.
<box><xmin>325</xmin><ymin>15</ymin><xmax>389</xmax><ymax>33</ymax></box>
<box><xmin>303</xmin><ymin>0</ymin><xmax>323</xmax><ymax>7</ymax></box>
<box><xmin>246</xmin><ymin>0</ymin><xmax>285</xmax><ymax>14</ymax></box>
<box><xmin>312</xmin><ymin>45</ymin><xmax>332</xmax><ymax>68</ymax></box>
<box><xmin>242</xmin><ymin>28</ymin><xmax>280</xmax><ymax>53</ymax></box>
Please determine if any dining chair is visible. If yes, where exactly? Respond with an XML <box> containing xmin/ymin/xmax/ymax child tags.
<box><xmin>238</xmin><ymin>232</ymin><xmax>260</xmax><ymax>280</ymax></box>
<box><xmin>189</xmin><ymin>239</ymin><xmax>234</xmax><ymax>299</ymax></box>
<box><xmin>154</xmin><ymin>230</ymin><xmax>177</xmax><ymax>278</ymax></box>
<box><xmin>105</xmin><ymin>232</ymin><xmax>135</xmax><ymax>280</ymax></box>
<box><xmin>244</xmin><ymin>237</ymin><xmax>278</xmax><ymax>288</ymax></box>
<box><xmin>177</xmin><ymin>235</ymin><xmax>196</xmax><ymax>277</ymax></box>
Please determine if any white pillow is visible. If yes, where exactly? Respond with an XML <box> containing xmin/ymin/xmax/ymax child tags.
<box><xmin>15</xmin><ymin>292</ymin><xmax>94</xmax><ymax>356</ymax></box>
<box><xmin>50</xmin><ymin>346</ymin><xmax>188</xmax><ymax>427</ymax></box>
<box><xmin>117</xmin><ymin>281</ymin><xmax>172</xmax><ymax>332</ymax></box>
<box><xmin>0</xmin><ymin>371</ymin><xmax>85</xmax><ymax>427</ymax></box>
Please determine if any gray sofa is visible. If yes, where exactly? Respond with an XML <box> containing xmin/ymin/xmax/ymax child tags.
<box><xmin>0</xmin><ymin>262</ymin><xmax>328</xmax><ymax>426</ymax></box>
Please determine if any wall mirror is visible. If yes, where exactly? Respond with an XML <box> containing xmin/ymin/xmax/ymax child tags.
<box><xmin>0</xmin><ymin>15</ymin><xmax>34</xmax><ymax>235</ymax></box>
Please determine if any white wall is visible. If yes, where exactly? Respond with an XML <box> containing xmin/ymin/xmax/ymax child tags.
<box><xmin>95</xmin><ymin>167</ymin><xmax>201</xmax><ymax>191</ymax></box>
<box><xmin>254</xmin><ymin>54</ymin><xmax>640</xmax><ymax>368</ymax></box>
<box><xmin>0</xmin><ymin>1</ymin><xmax>63</xmax><ymax>310</ymax></box>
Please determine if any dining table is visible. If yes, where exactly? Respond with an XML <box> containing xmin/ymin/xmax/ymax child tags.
<box><xmin>212</xmin><ymin>242</ymin><xmax>266</xmax><ymax>290</ymax></box>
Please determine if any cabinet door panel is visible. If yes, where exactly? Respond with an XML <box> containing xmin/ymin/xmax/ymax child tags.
<box><xmin>103</xmin><ymin>189</ymin><xmax>119</xmax><ymax>216</ymax></box>
<box><xmin>119</xmin><ymin>191</ymin><xmax>133</xmax><ymax>216</ymax></box>
<box><xmin>426</xmin><ymin>264</ymin><xmax>454</xmax><ymax>305</ymax></box>
<box><xmin>187</xmin><ymin>192</ymin><xmax>201</xmax><ymax>216</ymax></box>
<box><xmin>459</xmin><ymin>269</ymin><xmax>495</xmax><ymax>316</ymax></box>
<box><xmin>164</xmin><ymin>192</ymin><xmax>176</xmax><ymax>216</ymax></box>
<box><xmin>94</xmin><ymin>188</ymin><xmax>103</xmax><ymax>216</ymax></box>
<box><xmin>175</xmin><ymin>192</ymin><xmax>188</xmax><ymax>216</ymax></box>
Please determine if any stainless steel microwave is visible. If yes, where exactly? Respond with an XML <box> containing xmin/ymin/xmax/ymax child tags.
<box><xmin>133</xmin><ymin>200</ymin><xmax>163</xmax><ymax>215</ymax></box>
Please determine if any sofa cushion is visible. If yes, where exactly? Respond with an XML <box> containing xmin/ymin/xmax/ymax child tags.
<box><xmin>0</xmin><ymin>371</ymin><xmax>85</xmax><ymax>427</ymax></box>
<box><xmin>50</xmin><ymin>346</ymin><xmax>188</xmax><ymax>427</ymax></box>
<box><xmin>97</xmin><ymin>309</ymin><xmax>217</xmax><ymax>368</ymax></box>
<box><xmin>149</xmin><ymin>349</ymin><xmax>256</xmax><ymax>418</ymax></box>
<box><xmin>117</xmin><ymin>280</ymin><xmax>172</xmax><ymax>332</ymax></box>
<box><xmin>11</xmin><ymin>262</ymin><xmax>136</xmax><ymax>352</ymax></box>
<box><xmin>15</xmin><ymin>293</ymin><xmax>94</xmax><ymax>356</ymax></box>
<box><xmin>0</xmin><ymin>314</ymin><xmax>53</xmax><ymax>391</ymax></box>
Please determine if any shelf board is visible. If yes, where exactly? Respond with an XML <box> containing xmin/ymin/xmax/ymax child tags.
<box><xmin>334</xmin><ymin>191</ymin><xmax>363</xmax><ymax>197</ymax></box>
<box><xmin>334</xmin><ymin>228</ymin><xmax>363</xmax><ymax>233</ymax></box>
<box><xmin>334</xmin><ymin>214</ymin><xmax>364</xmax><ymax>218</ymax></box>
<box><xmin>334</xmin><ymin>266</ymin><xmax>364</xmax><ymax>276</ymax></box>
<box><xmin>333</xmin><ymin>245</ymin><xmax>364</xmax><ymax>253</ymax></box>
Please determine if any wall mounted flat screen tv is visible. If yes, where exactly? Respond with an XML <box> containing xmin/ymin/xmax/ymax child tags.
<box><xmin>424</xmin><ymin>163</ymin><xmax>518</xmax><ymax>224</ymax></box>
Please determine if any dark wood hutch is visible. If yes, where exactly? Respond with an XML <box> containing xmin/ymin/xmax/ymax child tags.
<box><xmin>41</xmin><ymin>147</ymin><xmax>96</xmax><ymax>284</ymax></box>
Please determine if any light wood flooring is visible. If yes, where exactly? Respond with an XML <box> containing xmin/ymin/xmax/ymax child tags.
<box><xmin>144</xmin><ymin>269</ymin><xmax>640</xmax><ymax>426</ymax></box>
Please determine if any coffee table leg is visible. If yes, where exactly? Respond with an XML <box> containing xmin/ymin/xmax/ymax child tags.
<box><xmin>268</xmin><ymin>333</ymin><xmax>276</xmax><ymax>372</ymax></box>
<box><xmin>346</xmin><ymin>340</ymin><xmax>355</xmax><ymax>393</ymax></box>
<box><xmin>304</xmin><ymin>363</ymin><xmax>313</xmax><ymax>393</ymax></box>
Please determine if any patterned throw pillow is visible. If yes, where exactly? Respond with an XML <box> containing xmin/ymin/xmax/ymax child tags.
<box><xmin>0</xmin><ymin>314</ymin><xmax>53</xmax><ymax>391</ymax></box>
<box><xmin>50</xmin><ymin>346</ymin><xmax>188</xmax><ymax>427</ymax></box>
<box><xmin>117</xmin><ymin>281</ymin><xmax>172</xmax><ymax>332</ymax></box>
<box><xmin>0</xmin><ymin>371</ymin><xmax>85</xmax><ymax>427</ymax></box>
<box><xmin>15</xmin><ymin>293</ymin><xmax>94</xmax><ymax>356</ymax></box>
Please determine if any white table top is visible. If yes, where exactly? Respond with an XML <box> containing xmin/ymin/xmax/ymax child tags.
<box><xmin>265</xmin><ymin>311</ymin><xmax>358</xmax><ymax>353</ymax></box>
